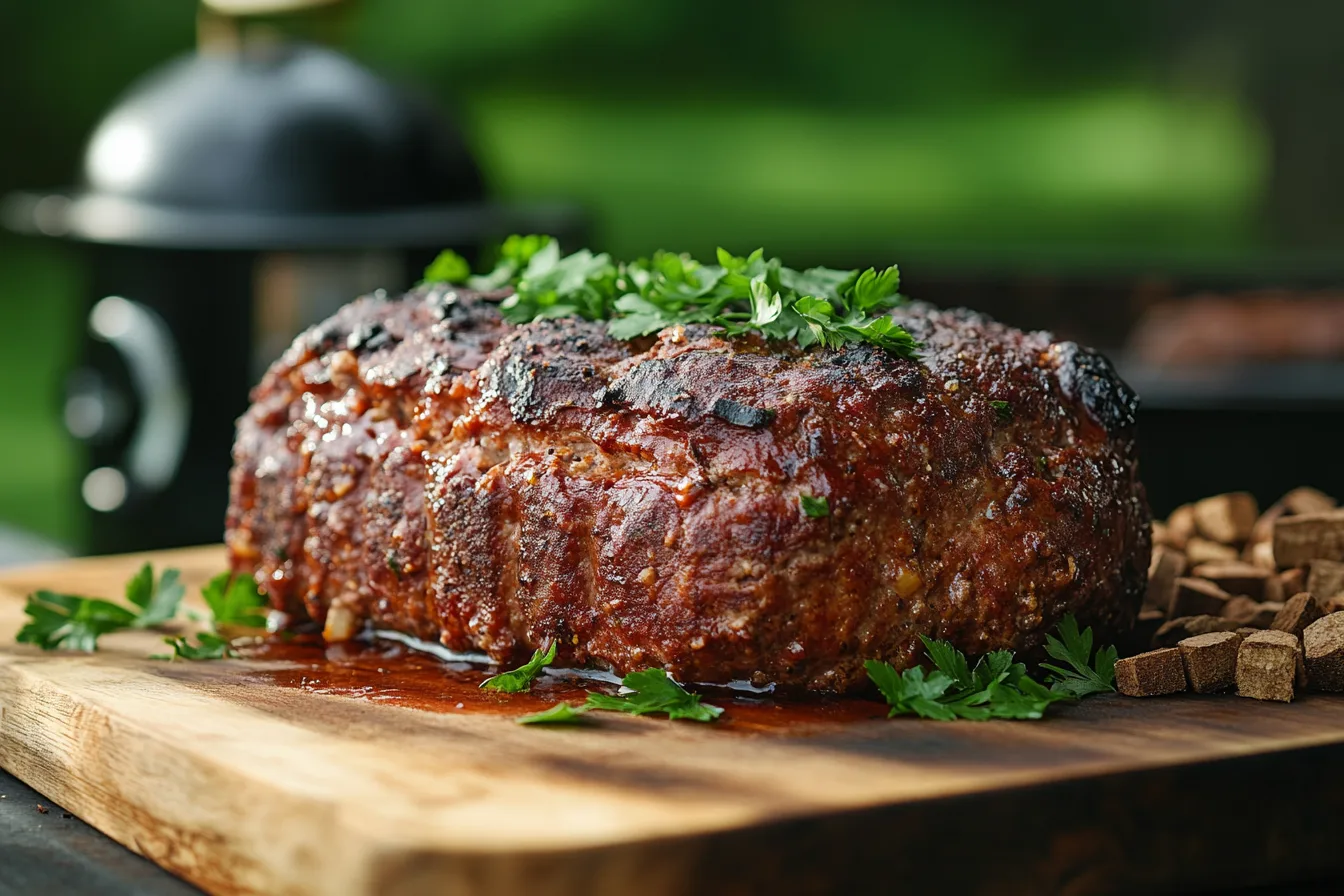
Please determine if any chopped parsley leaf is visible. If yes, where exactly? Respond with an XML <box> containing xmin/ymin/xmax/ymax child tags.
<box><xmin>17</xmin><ymin>564</ymin><xmax>186</xmax><ymax>652</ymax></box>
<box><xmin>799</xmin><ymin>494</ymin><xmax>830</xmax><ymax>518</ymax></box>
<box><xmin>125</xmin><ymin>563</ymin><xmax>186</xmax><ymax>628</ymax></box>
<box><xmin>583</xmin><ymin>668</ymin><xmax>723</xmax><ymax>722</ymax></box>
<box><xmin>425</xmin><ymin>235</ymin><xmax>918</xmax><ymax>356</ymax></box>
<box><xmin>154</xmin><ymin>631</ymin><xmax>235</xmax><ymax>662</ymax></box>
<box><xmin>866</xmin><ymin>615</ymin><xmax>1114</xmax><ymax>721</ymax></box>
<box><xmin>1041</xmin><ymin>614</ymin><xmax>1118</xmax><ymax>698</ymax></box>
<box><xmin>422</xmin><ymin>249</ymin><xmax>471</xmax><ymax>284</ymax></box>
<box><xmin>517</xmin><ymin>702</ymin><xmax>591</xmax><ymax>725</ymax></box>
<box><xmin>200</xmin><ymin>572</ymin><xmax>269</xmax><ymax>629</ymax></box>
<box><xmin>481</xmin><ymin>642</ymin><xmax>556</xmax><ymax>693</ymax></box>
<box><xmin>16</xmin><ymin>591</ymin><xmax>139</xmax><ymax>652</ymax></box>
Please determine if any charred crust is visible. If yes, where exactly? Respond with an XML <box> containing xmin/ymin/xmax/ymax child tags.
<box><xmin>483</xmin><ymin>320</ymin><xmax>622</xmax><ymax>423</ymax></box>
<box><xmin>496</xmin><ymin>354</ymin><xmax>540</xmax><ymax>423</ymax></box>
<box><xmin>1051</xmin><ymin>342</ymin><xmax>1140</xmax><ymax>435</ymax></box>
<box><xmin>604</xmin><ymin>358</ymin><xmax>697</xmax><ymax>418</ymax></box>
<box><xmin>602</xmin><ymin>357</ymin><xmax>775</xmax><ymax>428</ymax></box>
<box><xmin>347</xmin><ymin>322</ymin><xmax>393</xmax><ymax>353</ymax></box>
<box><xmin>710</xmin><ymin>398</ymin><xmax>776</xmax><ymax>428</ymax></box>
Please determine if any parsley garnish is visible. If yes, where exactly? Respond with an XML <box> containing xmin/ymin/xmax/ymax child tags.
<box><xmin>517</xmin><ymin>702</ymin><xmax>591</xmax><ymax>725</ymax></box>
<box><xmin>867</xmin><ymin>644</ymin><xmax>1064</xmax><ymax>721</ymax></box>
<box><xmin>426</xmin><ymin>235</ymin><xmax>918</xmax><ymax>356</ymax></box>
<box><xmin>1041</xmin><ymin>615</ymin><xmax>1118</xmax><ymax>698</ymax></box>
<box><xmin>17</xmin><ymin>591</ymin><xmax>140</xmax><ymax>652</ymax></box>
<box><xmin>16</xmin><ymin>564</ymin><xmax>186</xmax><ymax>652</ymax></box>
<box><xmin>799</xmin><ymin>494</ymin><xmax>830</xmax><ymax>518</ymax></box>
<box><xmin>990</xmin><ymin>399</ymin><xmax>1013</xmax><ymax>421</ymax></box>
<box><xmin>866</xmin><ymin>615</ymin><xmax>1114</xmax><ymax>721</ymax></box>
<box><xmin>154</xmin><ymin>632</ymin><xmax>234</xmax><ymax>661</ymax></box>
<box><xmin>422</xmin><ymin>249</ymin><xmax>471</xmax><ymax>284</ymax></box>
<box><xmin>481</xmin><ymin>642</ymin><xmax>556</xmax><ymax>693</ymax></box>
<box><xmin>153</xmin><ymin>572</ymin><xmax>268</xmax><ymax>662</ymax></box>
<box><xmin>200</xmin><ymin>572</ymin><xmax>269</xmax><ymax>629</ymax></box>
<box><xmin>584</xmin><ymin>669</ymin><xmax>723</xmax><ymax>722</ymax></box>
<box><xmin>125</xmin><ymin>563</ymin><xmax>186</xmax><ymax>627</ymax></box>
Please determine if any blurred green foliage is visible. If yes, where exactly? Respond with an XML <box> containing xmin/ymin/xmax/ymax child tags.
<box><xmin>0</xmin><ymin>0</ymin><xmax>1317</xmax><ymax>543</ymax></box>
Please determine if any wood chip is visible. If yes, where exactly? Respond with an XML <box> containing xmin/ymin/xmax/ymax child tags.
<box><xmin>1179</xmin><ymin>631</ymin><xmax>1241</xmax><ymax>693</ymax></box>
<box><xmin>1272</xmin><ymin>592</ymin><xmax>1325</xmax><ymax>638</ymax></box>
<box><xmin>1194</xmin><ymin>492</ymin><xmax>1259</xmax><ymax>545</ymax></box>
<box><xmin>1186</xmin><ymin>538</ymin><xmax>1239</xmax><ymax>565</ymax></box>
<box><xmin>1237</xmin><ymin>631</ymin><xmax>1299</xmax><ymax>702</ymax></box>
<box><xmin>1190</xmin><ymin>561</ymin><xmax>1272</xmax><ymax>600</ymax></box>
<box><xmin>1247</xmin><ymin>505</ymin><xmax>1286</xmax><ymax>552</ymax></box>
<box><xmin>1115</xmin><ymin>648</ymin><xmax>1188</xmax><ymax>697</ymax></box>
<box><xmin>1273</xmin><ymin>509</ymin><xmax>1344</xmax><ymax>567</ymax></box>
<box><xmin>1282</xmin><ymin>487</ymin><xmax>1338</xmax><ymax>517</ymax></box>
<box><xmin>1170</xmin><ymin>578</ymin><xmax>1231</xmax><ymax>618</ymax></box>
<box><xmin>1153</xmin><ymin>615</ymin><xmax>1240</xmax><ymax>649</ymax></box>
<box><xmin>1247</xmin><ymin>488</ymin><xmax>1337</xmax><ymax>550</ymax></box>
<box><xmin>1278</xmin><ymin>567</ymin><xmax>1306</xmax><ymax>598</ymax></box>
<box><xmin>1262</xmin><ymin>573</ymin><xmax>1284</xmax><ymax>604</ymax></box>
<box><xmin>1253</xmin><ymin>601</ymin><xmax>1283</xmax><ymax>628</ymax></box>
<box><xmin>1222</xmin><ymin>595</ymin><xmax>1267</xmax><ymax>626</ymax></box>
<box><xmin>1244</xmin><ymin>539</ymin><xmax>1277</xmax><ymax>571</ymax></box>
<box><xmin>1152</xmin><ymin>520</ymin><xmax>1174</xmax><ymax>548</ymax></box>
<box><xmin>1303</xmin><ymin>613</ymin><xmax>1344</xmax><ymax>692</ymax></box>
<box><xmin>1325</xmin><ymin>596</ymin><xmax>1344</xmax><ymax>615</ymax></box>
<box><xmin>1167</xmin><ymin>504</ymin><xmax>1197</xmax><ymax>550</ymax></box>
<box><xmin>1145</xmin><ymin>546</ymin><xmax>1187</xmax><ymax>613</ymax></box>
<box><xmin>1307</xmin><ymin>559</ymin><xmax>1344</xmax><ymax>601</ymax></box>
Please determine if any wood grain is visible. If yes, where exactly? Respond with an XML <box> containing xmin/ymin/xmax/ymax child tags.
<box><xmin>2</xmin><ymin>547</ymin><xmax>1344</xmax><ymax>895</ymax></box>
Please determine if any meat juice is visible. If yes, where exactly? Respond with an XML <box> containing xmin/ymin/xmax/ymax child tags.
<box><xmin>236</xmin><ymin>637</ymin><xmax>889</xmax><ymax>732</ymax></box>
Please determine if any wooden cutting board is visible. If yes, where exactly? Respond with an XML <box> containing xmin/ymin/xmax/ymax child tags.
<box><xmin>3</xmin><ymin>547</ymin><xmax>1344</xmax><ymax>896</ymax></box>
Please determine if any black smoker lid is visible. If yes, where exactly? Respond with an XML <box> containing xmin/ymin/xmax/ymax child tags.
<box><xmin>3</xmin><ymin>42</ymin><xmax>578</xmax><ymax>249</ymax></box>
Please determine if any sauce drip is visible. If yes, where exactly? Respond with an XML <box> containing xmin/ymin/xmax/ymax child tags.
<box><xmin>236</xmin><ymin>638</ymin><xmax>888</xmax><ymax>732</ymax></box>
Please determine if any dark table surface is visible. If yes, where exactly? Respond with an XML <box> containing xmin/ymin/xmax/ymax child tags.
<box><xmin>0</xmin><ymin>764</ymin><xmax>1338</xmax><ymax>896</ymax></box>
<box><xmin>0</xmin><ymin>767</ymin><xmax>199</xmax><ymax>896</ymax></box>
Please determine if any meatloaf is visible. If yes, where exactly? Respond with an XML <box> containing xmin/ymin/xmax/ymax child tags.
<box><xmin>226</xmin><ymin>283</ymin><xmax>1150</xmax><ymax>692</ymax></box>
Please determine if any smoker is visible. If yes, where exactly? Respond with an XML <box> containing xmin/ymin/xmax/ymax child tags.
<box><xmin>4</xmin><ymin>17</ymin><xmax>580</xmax><ymax>554</ymax></box>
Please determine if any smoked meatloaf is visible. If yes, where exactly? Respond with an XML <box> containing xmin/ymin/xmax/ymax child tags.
<box><xmin>226</xmin><ymin>284</ymin><xmax>1150</xmax><ymax>692</ymax></box>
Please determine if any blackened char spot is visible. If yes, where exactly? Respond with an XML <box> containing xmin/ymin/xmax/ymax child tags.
<box><xmin>710</xmin><ymin>398</ymin><xmax>776</xmax><ymax>429</ymax></box>
<box><xmin>604</xmin><ymin>359</ymin><xmax>775</xmax><ymax>428</ymax></box>
<box><xmin>496</xmin><ymin>355</ymin><xmax>538</xmax><ymax>423</ymax></box>
<box><xmin>347</xmin><ymin>322</ymin><xmax>394</xmax><ymax>353</ymax></box>
<box><xmin>490</xmin><ymin>347</ymin><xmax>612</xmax><ymax>424</ymax></box>
<box><xmin>1052</xmin><ymin>342</ymin><xmax>1140</xmax><ymax>435</ymax></box>
<box><xmin>604</xmin><ymin>359</ymin><xmax>698</xmax><ymax>418</ymax></box>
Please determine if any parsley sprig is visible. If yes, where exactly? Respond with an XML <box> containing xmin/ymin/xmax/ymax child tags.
<box><xmin>866</xmin><ymin>615</ymin><xmax>1115</xmax><ymax>721</ymax></box>
<box><xmin>481</xmin><ymin>643</ymin><xmax>556</xmax><ymax>693</ymax></box>
<box><xmin>16</xmin><ymin>564</ymin><xmax>186</xmax><ymax>652</ymax></box>
<box><xmin>17</xmin><ymin>591</ymin><xmax>141</xmax><ymax>652</ymax></box>
<box><xmin>159</xmin><ymin>631</ymin><xmax>233</xmax><ymax>661</ymax></box>
<box><xmin>517</xmin><ymin>668</ymin><xmax>724</xmax><ymax>725</ymax></box>
<box><xmin>200</xmin><ymin>572</ymin><xmax>269</xmax><ymax>629</ymax></box>
<box><xmin>425</xmin><ymin>236</ymin><xmax>918</xmax><ymax>356</ymax></box>
<box><xmin>155</xmin><ymin>572</ymin><xmax>269</xmax><ymax>661</ymax></box>
<box><xmin>16</xmin><ymin>563</ymin><xmax>269</xmax><ymax>661</ymax></box>
<box><xmin>1041</xmin><ymin>615</ymin><xmax>1118</xmax><ymax>698</ymax></box>
<box><xmin>517</xmin><ymin>702</ymin><xmax>590</xmax><ymax>726</ymax></box>
<box><xmin>585</xmin><ymin>669</ymin><xmax>723</xmax><ymax>722</ymax></box>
